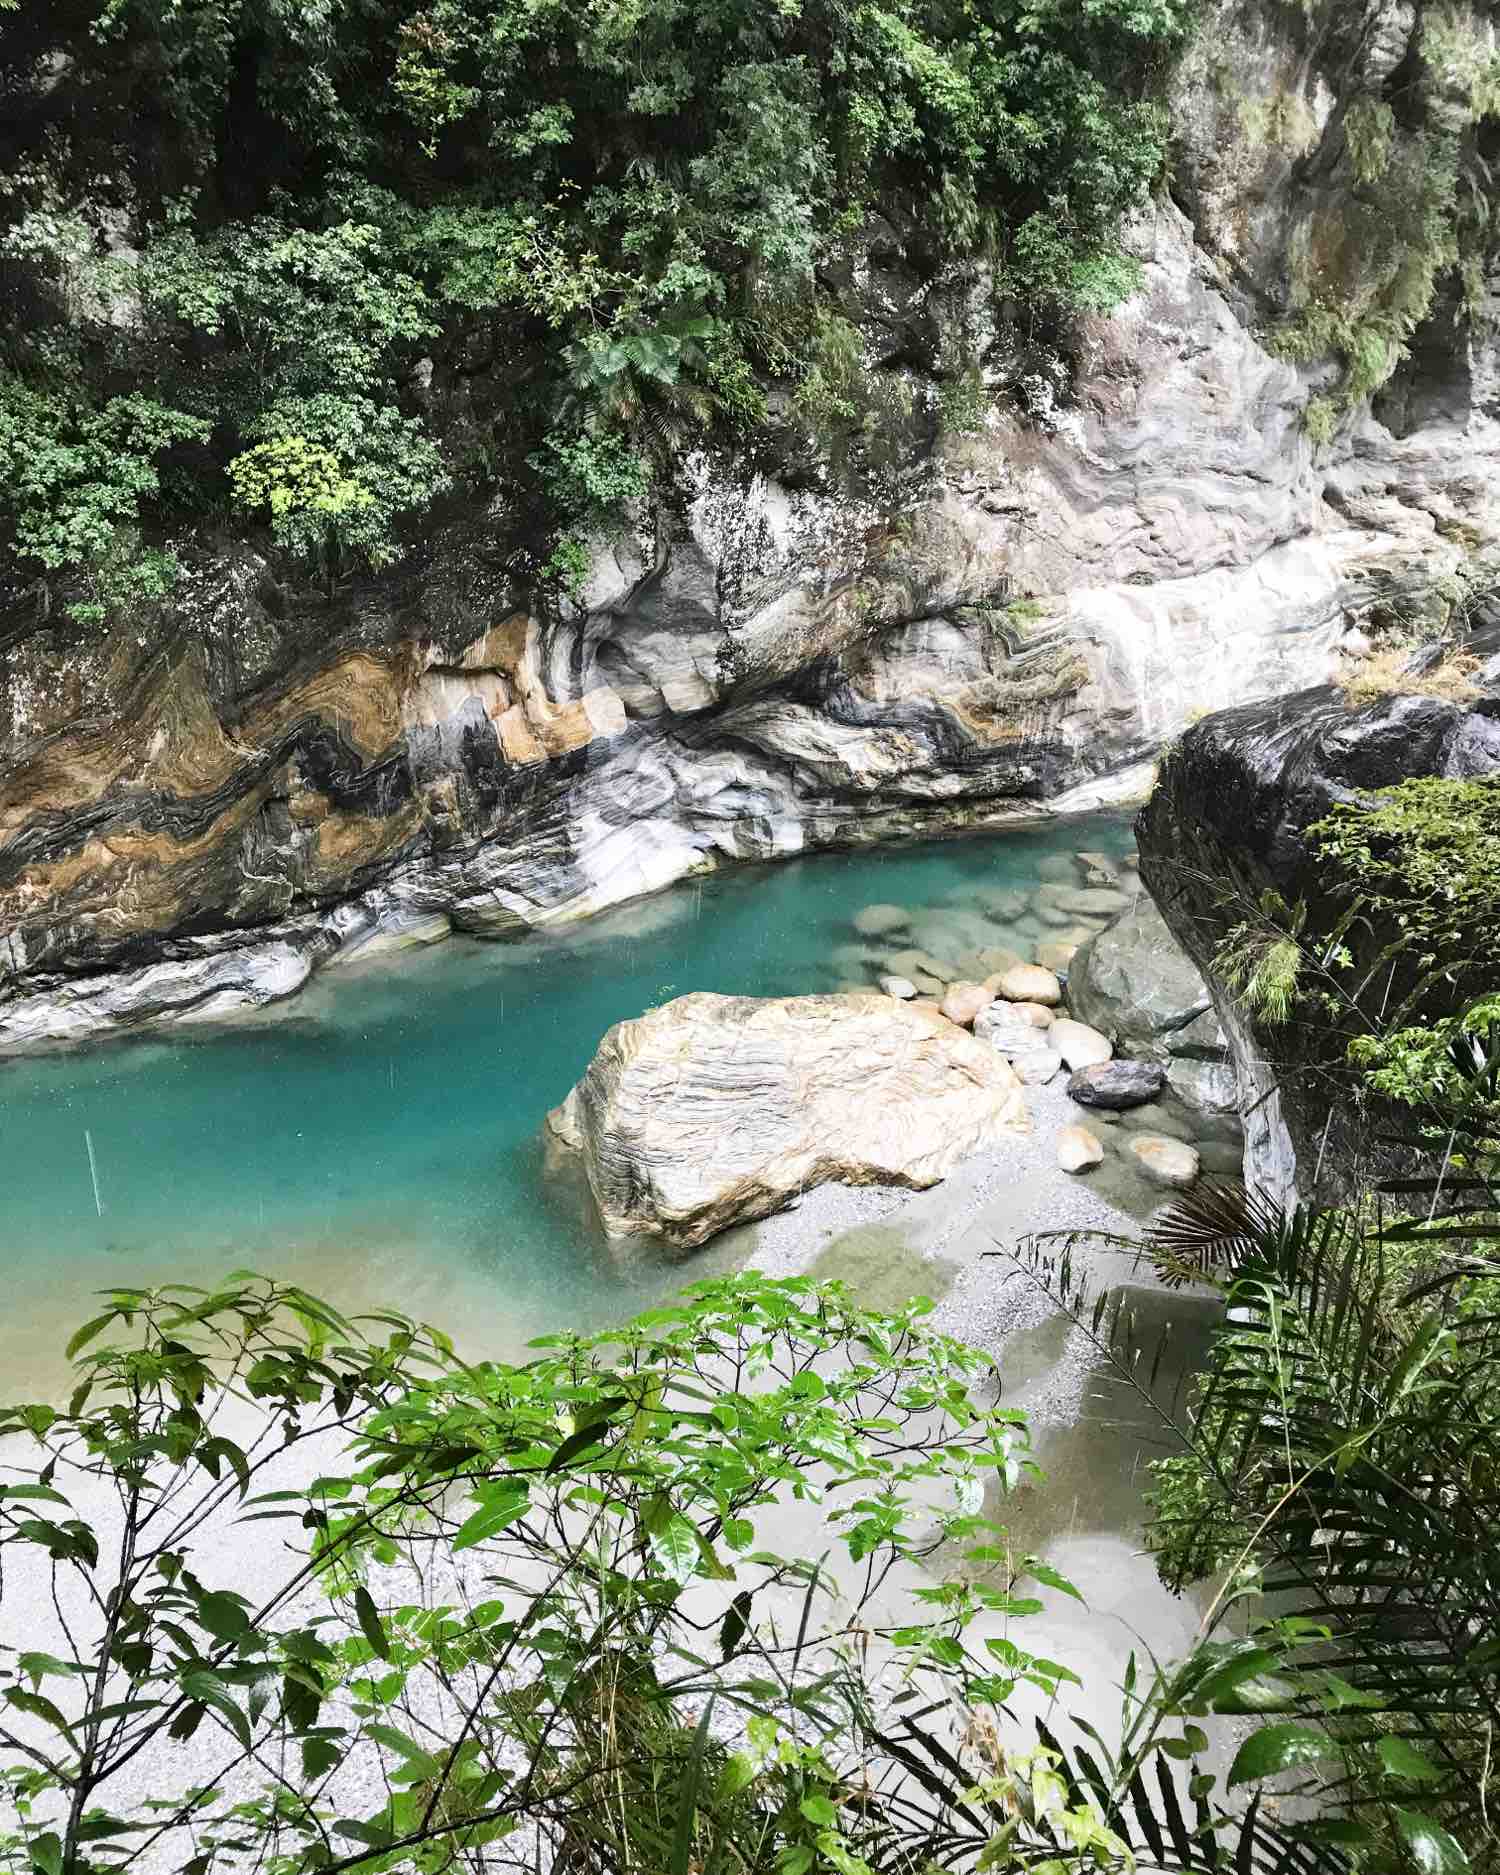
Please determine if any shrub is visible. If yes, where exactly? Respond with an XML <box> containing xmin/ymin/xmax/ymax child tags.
<box><xmin>1336</xmin><ymin>647</ymin><xmax>1482</xmax><ymax>709</ymax></box>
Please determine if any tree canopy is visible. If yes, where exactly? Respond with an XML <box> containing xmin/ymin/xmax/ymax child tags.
<box><xmin>0</xmin><ymin>0</ymin><xmax>1191</xmax><ymax>611</ymax></box>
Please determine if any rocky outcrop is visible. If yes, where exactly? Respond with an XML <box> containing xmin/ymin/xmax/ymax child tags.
<box><xmin>1136</xmin><ymin>621</ymin><xmax>1500</xmax><ymax>1201</ymax></box>
<box><xmin>1067</xmin><ymin>896</ymin><xmax>1236</xmax><ymax>1119</ymax></box>
<box><xmin>3</xmin><ymin>0</ymin><xmax>1498</xmax><ymax>1047</ymax></box>
<box><xmin>546</xmin><ymin>991</ymin><xmax>1026</xmax><ymax>1249</ymax></box>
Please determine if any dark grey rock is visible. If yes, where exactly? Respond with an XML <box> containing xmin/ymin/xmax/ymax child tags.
<box><xmin>1068</xmin><ymin>894</ymin><xmax>1215</xmax><ymax>1053</ymax></box>
<box><xmin>1068</xmin><ymin>1061</ymin><xmax>1167</xmax><ymax>1109</ymax></box>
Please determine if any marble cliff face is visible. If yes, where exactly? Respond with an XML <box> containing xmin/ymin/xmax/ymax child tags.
<box><xmin>2</xmin><ymin>0</ymin><xmax>1497</xmax><ymax>1046</ymax></box>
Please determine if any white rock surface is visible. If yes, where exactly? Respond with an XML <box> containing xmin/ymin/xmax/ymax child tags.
<box><xmin>996</xmin><ymin>963</ymin><xmax>1063</xmax><ymax>1006</ymax></box>
<box><xmin>1050</xmin><ymin>1018</ymin><xmax>1113</xmax><ymax>1070</ymax></box>
<box><xmin>548</xmin><ymin>991</ymin><xmax>1027</xmax><ymax>1248</ymax></box>
<box><xmin>1057</xmin><ymin>1124</ymin><xmax>1105</xmax><ymax>1172</ymax></box>
<box><xmin>880</xmin><ymin>975</ymin><xmax>917</xmax><ymax>1000</ymax></box>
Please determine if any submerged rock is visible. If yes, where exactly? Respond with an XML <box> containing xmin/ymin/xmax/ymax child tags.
<box><xmin>853</xmin><ymin>904</ymin><xmax>909</xmax><ymax>937</ymax></box>
<box><xmin>880</xmin><ymin>975</ymin><xmax>917</xmax><ymax>1000</ymax></box>
<box><xmin>547</xmin><ymin>991</ymin><xmax>1027</xmax><ymax>1249</ymax></box>
<box><xmin>1068</xmin><ymin>1060</ymin><xmax>1166</xmax><ymax>1109</ymax></box>
<box><xmin>1130</xmin><ymin>1135</ymin><xmax>1200</xmax><ymax>1189</ymax></box>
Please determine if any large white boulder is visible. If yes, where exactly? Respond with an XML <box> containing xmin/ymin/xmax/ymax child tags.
<box><xmin>548</xmin><ymin>991</ymin><xmax>1027</xmax><ymax>1249</ymax></box>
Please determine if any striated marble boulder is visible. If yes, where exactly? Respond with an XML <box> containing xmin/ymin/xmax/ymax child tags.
<box><xmin>547</xmin><ymin>991</ymin><xmax>1026</xmax><ymax>1249</ymax></box>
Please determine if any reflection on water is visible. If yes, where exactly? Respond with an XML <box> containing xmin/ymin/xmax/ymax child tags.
<box><xmin>0</xmin><ymin>816</ymin><xmax>1134</xmax><ymax>1385</ymax></box>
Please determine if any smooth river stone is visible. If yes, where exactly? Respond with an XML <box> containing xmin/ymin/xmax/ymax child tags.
<box><xmin>1057</xmin><ymin>1123</ymin><xmax>1104</xmax><ymax>1172</ymax></box>
<box><xmin>547</xmin><ymin>991</ymin><xmax>1027</xmax><ymax>1250</ymax></box>
<box><xmin>1129</xmin><ymin>1134</ymin><xmax>1201</xmax><ymax>1189</ymax></box>
<box><xmin>1035</xmin><ymin>940</ymin><xmax>1080</xmax><ymax>974</ymax></box>
<box><xmin>940</xmin><ymin>981</ymin><xmax>995</xmax><ymax>1027</ymax></box>
<box><xmin>853</xmin><ymin>903</ymin><xmax>909</xmax><ymax>937</ymax></box>
<box><xmin>1050</xmin><ymin>1018</ymin><xmax>1113</xmax><ymax>1070</ymax></box>
<box><xmin>974</xmin><ymin>1003</ymin><xmax>1064</xmax><ymax>1084</ymax></box>
<box><xmin>996</xmin><ymin>963</ymin><xmax>1063</xmax><ymax>1006</ymax></box>
<box><xmin>1068</xmin><ymin>1060</ymin><xmax>1166</xmax><ymax>1109</ymax></box>
<box><xmin>880</xmin><ymin>975</ymin><xmax>917</xmax><ymax>1000</ymax></box>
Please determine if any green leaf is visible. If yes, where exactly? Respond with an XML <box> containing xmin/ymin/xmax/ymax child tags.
<box><xmin>65</xmin><ymin>1314</ymin><xmax>115</xmax><ymax>1360</ymax></box>
<box><xmin>720</xmin><ymin>1589</ymin><xmax>752</xmax><ymax>1661</ymax></box>
<box><xmin>353</xmin><ymin>1587</ymin><xmax>389</xmax><ymax>1660</ymax></box>
<box><xmin>1394</xmin><ymin>1810</ymin><xmax>1470</xmax><ymax>1875</ymax></box>
<box><xmin>1378</xmin><ymin>1739</ymin><xmax>1443</xmax><ymax>1784</ymax></box>
<box><xmin>365</xmin><ymin>1722</ymin><xmax>441</xmax><ymax>1780</ymax></box>
<box><xmin>178</xmin><ymin>1670</ymin><xmax>251</xmax><ymax>1751</ymax></box>
<box><xmin>1228</xmin><ymin>1723</ymin><xmax>1338</xmax><ymax>1787</ymax></box>
<box><xmin>302</xmin><ymin>1735</ymin><xmax>343</xmax><ymax>1782</ymax></box>
<box><xmin>799</xmin><ymin>1794</ymin><xmax>837</xmax><ymax>1827</ymax></box>
<box><xmin>5</xmin><ymin>1688</ymin><xmax>79</xmax><ymax>1748</ymax></box>
<box><xmin>452</xmin><ymin>1483</ymin><xmax>529</xmax><ymax>1553</ymax></box>
<box><xmin>669</xmin><ymin>1698</ymin><xmax>715</xmax><ymax>1875</ymax></box>
<box><xmin>718</xmin><ymin>1751</ymin><xmax>756</xmax><ymax>1800</ymax></box>
<box><xmin>29</xmin><ymin>1832</ymin><xmax>63</xmax><ymax>1875</ymax></box>
<box><xmin>723</xmin><ymin>1517</ymin><xmax>754</xmax><ymax>1552</ymax></box>
<box><xmin>196</xmin><ymin>1591</ymin><xmax>251</xmax><ymax>1643</ymax></box>
<box><xmin>645</xmin><ymin>1496</ymin><xmax>700</xmax><ymax>1585</ymax></box>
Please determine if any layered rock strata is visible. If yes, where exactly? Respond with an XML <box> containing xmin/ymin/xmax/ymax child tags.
<box><xmin>5</xmin><ymin>0</ymin><xmax>1500</xmax><ymax>1046</ymax></box>
<box><xmin>546</xmin><ymin>990</ymin><xmax>1027</xmax><ymax>1249</ymax></box>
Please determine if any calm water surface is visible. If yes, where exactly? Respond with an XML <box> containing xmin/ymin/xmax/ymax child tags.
<box><xmin>0</xmin><ymin>816</ymin><xmax>1134</xmax><ymax>1372</ymax></box>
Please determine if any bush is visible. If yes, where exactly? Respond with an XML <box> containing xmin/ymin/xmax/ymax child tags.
<box><xmin>0</xmin><ymin>0</ymin><xmax>1198</xmax><ymax>589</ymax></box>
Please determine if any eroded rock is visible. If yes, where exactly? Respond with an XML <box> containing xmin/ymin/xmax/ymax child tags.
<box><xmin>548</xmin><ymin>991</ymin><xmax>1027</xmax><ymax>1248</ymax></box>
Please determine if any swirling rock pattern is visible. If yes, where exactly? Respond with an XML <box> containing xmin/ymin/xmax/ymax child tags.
<box><xmin>1</xmin><ymin>140</ymin><xmax>1496</xmax><ymax>1045</ymax></box>
<box><xmin>546</xmin><ymin>991</ymin><xmax>1027</xmax><ymax>1249</ymax></box>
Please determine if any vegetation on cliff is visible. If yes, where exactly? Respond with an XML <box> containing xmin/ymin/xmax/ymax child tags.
<box><xmin>0</xmin><ymin>0</ymin><xmax>1190</xmax><ymax>615</ymax></box>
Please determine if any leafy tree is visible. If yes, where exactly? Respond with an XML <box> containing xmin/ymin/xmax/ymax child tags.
<box><xmin>4</xmin><ymin>1263</ymin><xmax>1463</xmax><ymax>1875</ymax></box>
<box><xmin>0</xmin><ymin>0</ymin><xmax>1194</xmax><ymax>606</ymax></box>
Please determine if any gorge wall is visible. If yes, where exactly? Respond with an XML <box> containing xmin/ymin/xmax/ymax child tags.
<box><xmin>2</xmin><ymin>0</ymin><xmax>1497</xmax><ymax>1048</ymax></box>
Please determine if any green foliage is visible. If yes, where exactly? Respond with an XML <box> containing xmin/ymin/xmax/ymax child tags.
<box><xmin>1348</xmin><ymin>991</ymin><xmax>1500</xmax><ymax>1117</ymax></box>
<box><xmin>1343</xmin><ymin>97</ymin><xmax>1395</xmax><ymax>186</ymax></box>
<box><xmin>1308</xmin><ymin>775</ymin><xmax>1500</xmax><ymax>991</ymax></box>
<box><xmin>1212</xmin><ymin>890</ymin><xmax>1311</xmax><ymax>1026</ymax></box>
<box><xmin>0</xmin><ymin>1265</ymin><xmax>1437</xmax><ymax>1875</ymax></box>
<box><xmin>1271</xmin><ymin>10</ymin><xmax>1500</xmax><ymax>409</ymax></box>
<box><xmin>1129</xmin><ymin>1116</ymin><xmax>1500</xmax><ymax>1872</ymax></box>
<box><xmin>1303</xmin><ymin>394</ymin><xmax>1337</xmax><ymax>446</ymax></box>
<box><xmin>0</xmin><ymin>377</ymin><xmax>206</xmax><ymax>608</ymax></box>
<box><xmin>230</xmin><ymin>397</ymin><xmax>448</xmax><ymax>572</ymax></box>
<box><xmin>0</xmin><ymin>0</ymin><xmax>1195</xmax><ymax>593</ymax></box>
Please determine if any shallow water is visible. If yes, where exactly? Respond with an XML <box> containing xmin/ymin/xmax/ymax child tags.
<box><xmin>0</xmin><ymin>814</ymin><xmax>1134</xmax><ymax>1378</ymax></box>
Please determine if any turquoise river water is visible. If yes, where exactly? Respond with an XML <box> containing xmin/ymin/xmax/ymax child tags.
<box><xmin>0</xmin><ymin>815</ymin><xmax>1134</xmax><ymax>1375</ymax></box>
